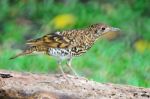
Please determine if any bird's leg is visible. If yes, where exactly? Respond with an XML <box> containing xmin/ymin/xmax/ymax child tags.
<box><xmin>58</xmin><ymin>60</ymin><xmax>65</xmax><ymax>76</ymax></box>
<box><xmin>67</xmin><ymin>58</ymin><xmax>79</xmax><ymax>77</ymax></box>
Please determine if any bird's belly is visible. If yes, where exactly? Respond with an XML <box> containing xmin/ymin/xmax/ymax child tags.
<box><xmin>48</xmin><ymin>48</ymin><xmax>71</xmax><ymax>59</ymax></box>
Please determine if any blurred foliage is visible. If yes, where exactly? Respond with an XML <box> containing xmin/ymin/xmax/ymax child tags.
<box><xmin>51</xmin><ymin>14</ymin><xmax>76</xmax><ymax>29</ymax></box>
<box><xmin>133</xmin><ymin>39</ymin><xmax>150</xmax><ymax>53</ymax></box>
<box><xmin>0</xmin><ymin>0</ymin><xmax>150</xmax><ymax>87</ymax></box>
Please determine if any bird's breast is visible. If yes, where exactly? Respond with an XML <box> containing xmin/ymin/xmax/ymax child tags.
<box><xmin>48</xmin><ymin>48</ymin><xmax>71</xmax><ymax>60</ymax></box>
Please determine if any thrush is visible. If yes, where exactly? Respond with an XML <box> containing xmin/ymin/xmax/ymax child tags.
<box><xmin>10</xmin><ymin>23</ymin><xmax>120</xmax><ymax>76</ymax></box>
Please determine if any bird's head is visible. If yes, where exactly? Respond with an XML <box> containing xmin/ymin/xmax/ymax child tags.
<box><xmin>89</xmin><ymin>23</ymin><xmax>120</xmax><ymax>38</ymax></box>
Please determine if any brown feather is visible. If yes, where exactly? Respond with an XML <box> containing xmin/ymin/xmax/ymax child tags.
<box><xmin>9</xmin><ymin>50</ymin><xmax>32</xmax><ymax>59</ymax></box>
<box><xmin>10</xmin><ymin>46</ymin><xmax>47</xmax><ymax>59</ymax></box>
<box><xmin>26</xmin><ymin>34</ymin><xmax>70</xmax><ymax>48</ymax></box>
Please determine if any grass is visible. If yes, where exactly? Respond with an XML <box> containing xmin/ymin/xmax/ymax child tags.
<box><xmin>0</xmin><ymin>0</ymin><xmax>150</xmax><ymax>87</ymax></box>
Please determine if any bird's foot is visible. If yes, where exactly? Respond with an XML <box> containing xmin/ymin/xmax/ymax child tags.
<box><xmin>73</xmin><ymin>74</ymin><xmax>88</xmax><ymax>81</ymax></box>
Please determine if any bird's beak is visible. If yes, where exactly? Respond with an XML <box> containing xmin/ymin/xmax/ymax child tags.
<box><xmin>110</xmin><ymin>27</ymin><xmax>120</xmax><ymax>32</ymax></box>
<box><xmin>103</xmin><ymin>27</ymin><xmax>120</xmax><ymax>34</ymax></box>
<box><xmin>99</xmin><ymin>27</ymin><xmax>120</xmax><ymax>36</ymax></box>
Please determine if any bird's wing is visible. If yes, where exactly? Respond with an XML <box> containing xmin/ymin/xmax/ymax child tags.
<box><xmin>26</xmin><ymin>32</ymin><xmax>70</xmax><ymax>48</ymax></box>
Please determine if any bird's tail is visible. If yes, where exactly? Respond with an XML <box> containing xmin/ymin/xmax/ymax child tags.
<box><xmin>9</xmin><ymin>47</ymin><xmax>34</xmax><ymax>60</ymax></box>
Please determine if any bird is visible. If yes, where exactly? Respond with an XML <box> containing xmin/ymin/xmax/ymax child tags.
<box><xmin>10</xmin><ymin>23</ymin><xmax>120</xmax><ymax>76</ymax></box>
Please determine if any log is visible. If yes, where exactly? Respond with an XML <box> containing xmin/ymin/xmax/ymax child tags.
<box><xmin>0</xmin><ymin>70</ymin><xmax>150</xmax><ymax>99</ymax></box>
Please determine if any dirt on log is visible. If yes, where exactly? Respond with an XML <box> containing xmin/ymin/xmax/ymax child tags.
<box><xmin>0</xmin><ymin>70</ymin><xmax>150</xmax><ymax>99</ymax></box>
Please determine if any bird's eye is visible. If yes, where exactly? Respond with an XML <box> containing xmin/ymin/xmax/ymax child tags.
<box><xmin>101</xmin><ymin>27</ymin><xmax>105</xmax><ymax>31</ymax></box>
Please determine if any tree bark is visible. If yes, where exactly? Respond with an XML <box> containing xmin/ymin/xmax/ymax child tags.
<box><xmin>0</xmin><ymin>70</ymin><xmax>150</xmax><ymax>99</ymax></box>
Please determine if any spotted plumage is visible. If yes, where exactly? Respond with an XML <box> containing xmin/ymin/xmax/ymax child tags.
<box><xmin>10</xmin><ymin>23</ymin><xmax>120</xmax><ymax>76</ymax></box>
